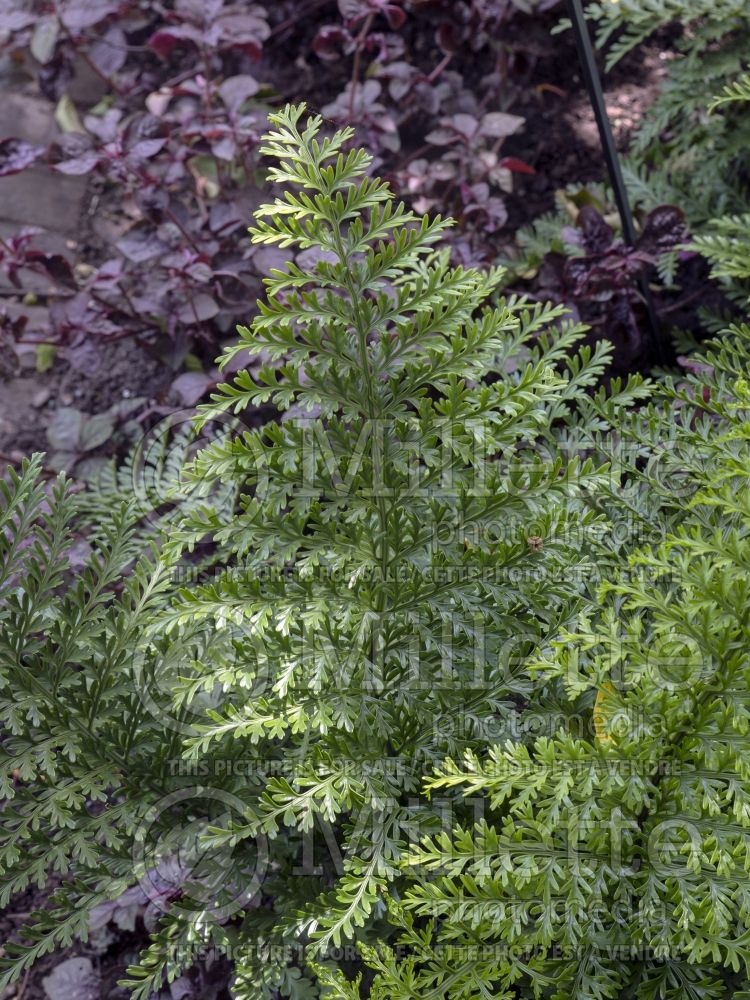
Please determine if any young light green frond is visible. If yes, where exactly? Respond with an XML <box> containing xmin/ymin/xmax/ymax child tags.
<box><xmin>709</xmin><ymin>73</ymin><xmax>750</xmax><ymax>111</ymax></box>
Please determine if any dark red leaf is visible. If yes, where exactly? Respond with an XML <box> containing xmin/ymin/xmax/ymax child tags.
<box><xmin>147</xmin><ymin>30</ymin><xmax>179</xmax><ymax>58</ymax></box>
<box><xmin>481</xmin><ymin>112</ymin><xmax>524</xmax><ymax>139</ymax></box>
<box><xmin>637</xmin><ymin>205</ymin><xmax>689</xmax><ymax>255</ymax></box>
<box><xmin>564</xmin><ymin>256</ymin><xmax>595</xmax><ymax>299</ymax></box>
<box><xmin>83</xmin><ymin>108</ymin><xmax>121</xmax><ymax>142</ymax></box>
<box><xmin>0</xmin><ymin>139</ymin><xmax>43</xmax><ymax>177</ymax></box>
<box><xmin>52</xmin><ymin>150</ymin><xmax>102</xmax><ymax>175</ymax></box>
<box><xmin>216</xmin><ymin>13</ymin><xmax>269</xmax><ymax>57</ymax></box>
<box><xmin>0</xmin><ymin>8</ymin><xmax>37</xmax><ymax>30</ymax></box>
<box><xmin>218</xmin><ymin>13</ymin><xmax>270</xmax><ymax>39</ymax></box>
<box><xmin>577</xmin><ymin>206</ymin><xmax>613</xmax><ymax>255</ymax></box>
<box><xmin>451</xmin><ymin>113</ymin><xmax>479</xmax><ymax>140</ymax></box>
<box><xmin>413</xmin><ymin>80</ymin><xmax>439</xmax><ymax>114</ymax></box>
<box><xmin>27</xmin><ymin>252</ymin><xmax>78</xmax><ymax>289</ymax></box>
<box><xmin>234</xmin><ymin>39</ymin><xmax>263</xmax><ymax>60</ymax></box>
<box><xmin>171</xmin><ymin>371</ymin><xmax>217</xmax><ymax>406</ymax></box>
<box><xmin>91</xmin><ymin>259</ymin><xmax>124</xmax><ymax>286</ymax></box>
<box><xmin>425</xmin><ymin>126</ymin><xmax>457</xmax><ymax>146</ymax></box>
<box><xmin>173</xmin><ymin>0</ymin><xmax>219</xmax><ymax>20</ymax></box>
<box><xmin>313</xmin><ymin>25</ymin><xmax>351</xmax><ymax>61</ymax></box>
<box><xmin>537</xmin><ymin>252</ymin><xmax>568</xmax><ymax>297</ymax></box>
<box><xmin>176</xmin><ymin>293</ymin><xmax>219</xmax><ymax>324</ymax></box>
<box><xmin>565</xmin><ymin>246</ymin><xmax>653</xmax><ymax>300</ymax></box>
<box><xmin>338</xmin><ymin>0</ymin><xmax>370</xmax><ymax>21</ymax></box>
<box><xmin>219</xmin><ymin>74</ymin><xmax>260</xmax><ymax>111</ymax></box>
<box><xmin>116</xmin><ymin>224</ymin><xmax>169</xmax><ymax>263</ymax></box>
<box><xmin>128</xmin><ymin>189</ymin><xmax>165</xmax><ymax>227</ymax></box>
<box><xmin>500</xmin><ymin>156</ymin><xmax>536</xmax><ymax>176</ymax></box>
<box><xmin>38</xmin><ymin>52</ymin><xmax>74</xmax><ymax>101</ymax></box>
<box><xmin>88</xmin><ymin>25</ymin><xmax>128</xmax><ymax>77</ymax></box>
<box><xmin>147</xmin><ymin>26</ymin><xmax>201</xmax><ymax>57</ymax></box>
<box><xmin>209</xmin><ymin>201</ymin><xmax>244</xmax><ymax>235</ymax></box>
<box><xmin>436</xmin><ymin>21</ymin><xmax>459</xmax><ymax>53</ymax></box>
<box><xmin>210</xmin><ymin>136</ymin><xmax>236</xmax><ymax>161</ymax></box>
<box><xmin>128</xmin><ymin>138</ymin><xmax>168</xmax><ymax>161</ymax></box>
<box><xmin>383</xmin><ymin>4</ymin><xmax>407</xmax><ymax>29</ymax></box>
<box><xmin>58</xmin><ymin>0</ymin><xmax>121</xmax><ymax>32</ymax></box>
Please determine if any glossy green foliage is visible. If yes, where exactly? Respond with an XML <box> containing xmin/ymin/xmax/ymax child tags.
<box><xmin>0</xmin><ymin>105</ymin><xmax>648</xmax><ymax>998</ymax></box>
<box><xmin>322</xmin><ymin>317</ymin><xmax>750</xmax><ymax>999</ymax></box>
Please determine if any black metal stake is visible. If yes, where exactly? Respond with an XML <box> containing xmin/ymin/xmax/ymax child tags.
<box><xmin>566</xmin><ymin>0</ymin><xmax>667</xmax><ymax>366</ymax></box>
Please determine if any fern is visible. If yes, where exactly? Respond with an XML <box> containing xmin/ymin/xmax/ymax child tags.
<box><xmin>565</xmin><ymin>0</ymin><xmax>750</xmax><ymax>225</ymax></box>
<box><xmin>2</xmin><ymin>88</ymin><xmax>749</xmax><ymax>1000</ymax></box>
<box><xmin>709</xmin><ymin>73</ymin><xmax>750</xmax><ymax>111</ymax></box>
<box><xmin>152</xmin><ymin>103</ymin><xmax>647</xmax><ymax>990</ymax></box>
<box><xmin>577</xmin><ymin>0</ymin><xmax>747</xmax><ymax>69</ymax></box>
<box><xmin>0</xmin><ymin>105</ymin><xmax>649</xmax><ymax>996</ymax></box>
<box><xmin>684</xmin><ymin>72</ymin><xmax>750</xmax><ymax>311</ymax></box>
<box><xmin>329</xmin><ymin>322</ymin><xmax>750</xmax><ymax>999</ymax></box>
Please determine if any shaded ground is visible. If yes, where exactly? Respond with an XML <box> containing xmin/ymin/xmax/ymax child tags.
<box><xmin>504</xmin><ymin>39</ymin><xmax>668</xmax><ymax>229</ymax></box>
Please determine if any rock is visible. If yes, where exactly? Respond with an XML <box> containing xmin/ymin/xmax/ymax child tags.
<box><xmin>0</xmin><ymin>168</ymin><xmax>88</xmax><ymax>232</ymax></box>
<box><xmin>0</xmin><ymin>92</ymin><xmax>59</xmax><ymax>146</ymax></box>
<box><xmin>42</xmin><ymin>957</ymin><xmax>99</xmax><ymax>1000</ymax></box>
